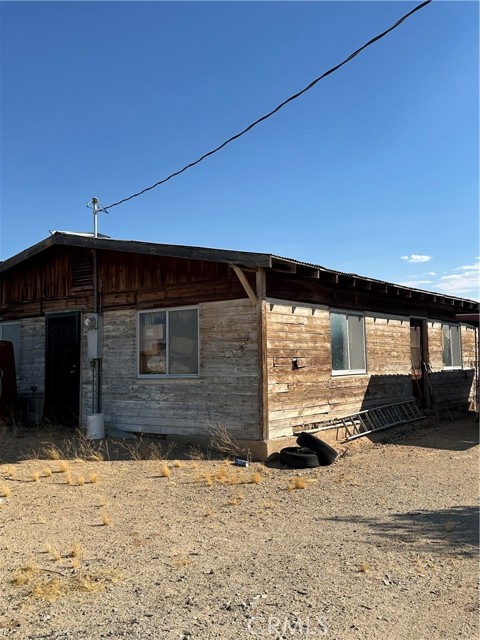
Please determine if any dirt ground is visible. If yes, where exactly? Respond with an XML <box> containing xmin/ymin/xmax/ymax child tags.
<box><xmin>0</xmin><ymin>416</ymin><xmax>478</xmax><ymax>640</ymax></box>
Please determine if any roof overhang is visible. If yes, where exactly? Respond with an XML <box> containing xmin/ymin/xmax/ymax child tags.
<box><xmin>0</xmin><ymin>232</ymin><xmax>478</xmax><ymax>312</ymax></box>
<box><xmin>0</xmin><ymin>232</ymin><xmax>272</xmax><ymax>273</ymax></box>
<box><xmin>456</xmin><ymin>313</ymin><xmax>480</xmax><ymax>326</ymax></box>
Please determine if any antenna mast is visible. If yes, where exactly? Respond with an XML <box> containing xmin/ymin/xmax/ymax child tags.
<box><xmin>92</xmin><ymin>197</ymin><xmax>99</xmax><ymax>238</ymax></box>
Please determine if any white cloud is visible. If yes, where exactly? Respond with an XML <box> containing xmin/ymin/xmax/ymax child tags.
<box><xmin>435</xmin><ymin>268</ymin><xmax>480</xmax><ymax>298</ymax></box>
<box><xmin>396</xmin><ymin>257</ymin><xmax>479</xmax><ymax>300</ymax></box>
<box><xmin>454</xmin><ymin>261</ymin><xmax>480</xmax><ymax>271</ymax></box>
<box><xmin>401</xmin><ymin>254</ymin><xmax>432</xmax><ymax>263</ymax></box>
<box><xmin>398</xmin><ymin>279</ymin><xmax>433</xmax><ymax>288</ymax></box>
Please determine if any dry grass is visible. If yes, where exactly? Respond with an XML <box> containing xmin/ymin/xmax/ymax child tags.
<box><xmin>42</xmin><ymin>466</ymin><xmax>53</xmax><ymax>478</ymax></box>
<box><xmin>227</xmin><ymin>472</ymin><xmax>238</xmax><ymax>485</ymax></box>
<box><xmin>101</xmin><ymin>512</ymin><xmax>111</xmax><ymax>526</ymax></box>
<box><xmin>31</xmin><ymin>471</ymin><xmax>40</xmax><ymax>483</ymax></box>
<box><xmin>11</xmin><ymin>563</ymin><xmax>39</xmax><ymax>586</ymax></box>
<box><xmin>38</xmin><ymin>431</ymin><xmax>108</xmax><ymax>463</ymax></box>
<box><xmin>288</xmin><ymin>477</ymin><xmax>308</xmax><ymax>491</ymax></box>
<box><xmin>207</xmin><ymin>425</ymin><xmax>242</xmax><ymax>458</ymax></box>
<box><xmin>173</xmin><ymin>555</ymin><xmax>192</xmax><ymax>568</ymax></box>
<box><xmin>52</xmin><ymin>549</ymin><xmax>62</xmax><ymax>562</ymax></box>
<box><xmin>159</xmin><ymin>465</ymin><xmax>171</xmax><ymax>478</ymax></box>
<box><xmin>58</xmin><ymin>461</ymin><xmax>70</xmax><ymax>473</ymax></box>
<box><xmin>43</xmin><ymin>445</ymin><xmax>62</xmax><ymax>460</ymax></box>
<box><xmin>88</xmin><ymin>472</ymin><xmax>99</xmax><ymax>484</ymax></box>
<box><xmin>358</xmin><ymin>562</ymin><xmax>369</xmax><ymax>573</ymax></box>
<box><xmin>118</xmin><ymin>437</ymin><xmax>177</xmax><ymax>462</ymax></box>
<box><xmin>215</xmin><ymin>466</ymin><xmax>228</xmax><ymax>483</ymax></box>
<box><xmin>4</xmin><ymin>465</ymin><xmax>15</xmax><ymax>477</ymax></box>
<box><xmin>64</xmin><ymin>472</ymin><xmax>73</xmax><ymax>485</ymax></box>
<box><xmin>228</xmin><ymin>491</ymin><xmax>244</xmax><ymax>506</ymax></box>
<box><xmin>185</xmin><ymin>444</ymin><xmax>205</xmax><ymax>461</ymax></box>
<box><xmin>251</xmin><ymin>471</ymin><xmax>262</xmax><ymax>484</ymax></box>
<box><xmin>75</xmin><ymin>475</ymin><xmax>85</xmax><ymax>486</ymax></box>
<box><xmin>68</xmin><ymin>543</ymin><xmax>82</xmax><ymax>559</ymax></box>
<box><xmin>11</xmin><ymin>564</ymin><xmax>125</xmax><ymax>602</ymax></box>
<box><xmin>1</xmin><ymin>483</ymin><xmax>11</xmax><ymax>498</ymax></box>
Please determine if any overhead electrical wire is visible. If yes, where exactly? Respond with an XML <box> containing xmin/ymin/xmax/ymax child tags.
<box><xmin>102</xmin><ymin>0</ymin><xmax>432</xmax><ymax>212</ymax></box>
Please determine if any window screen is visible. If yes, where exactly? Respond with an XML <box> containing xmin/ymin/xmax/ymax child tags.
<box><xmin>138</xmin><ymin>308</ymin><xmax>198</xmax><ymax>376</ymax></box>
<box><xmin>442</xmin><ymin>324</ymin><xmax>462</xmax><ymax>368</ymax></box>
<box><xmin>330</xmin><ymin>311</ymin><xmax>366</xmax><ymax>373</ymax></box>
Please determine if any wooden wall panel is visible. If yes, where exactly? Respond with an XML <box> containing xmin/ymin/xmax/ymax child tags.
<box><xmin>426</xmin><ymin>322</ymin><xmax>477</xmax><ymax>410</ymax></box>
<box><xmin>266</xmin><ymin>304</ymin><xmax>415</xmax><ymax>438</ymax></box>
<box><xmin>17</xmin><ymin>318</ymin><xmax>46</xmax><ymax>394</ymax></box>
<box><xmin>365</xmin><ymin>316</ymin><xmax>411</xmax><ymax>374</ymax></box>
<box><xmin>86</xmin><ymin>299</ymin><xmax>261</xmax><ymax>439</ymax></box>
<box><xmin>0</xmin><ymin>246</ymin><xmax>254</xmax><ymax>319</ymax></box>
<box><xmin>461</xmin><ymin>325</ymin><xmax>477</xmax><ymax>370</ymax></box>
<box><xmin>427</xmin><ymin>322</ymin><xmax>443</xmax><ymax>371</ymax></box>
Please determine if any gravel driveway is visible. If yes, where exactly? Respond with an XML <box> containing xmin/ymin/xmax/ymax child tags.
<box><xmin>0</xmin><ymin>417</ymin><xmax>478</xmax><ymax>640</ymax></box>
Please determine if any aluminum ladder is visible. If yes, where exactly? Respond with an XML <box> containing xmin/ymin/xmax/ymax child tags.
<box><xmin>292</xmin><ymin>400</ymin><xmax>425</xmax><ymax>442</ymax></box>
<box><xmin>339</xmin><ymin>400</ymin><xmax>424</xmax><ymax>441</ymax></box>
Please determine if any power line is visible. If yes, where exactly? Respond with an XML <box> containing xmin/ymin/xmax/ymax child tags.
<box><xmin>103</xmin><ymin>0</ymin><xmax>432</xmax><ymax>211</ymax></box>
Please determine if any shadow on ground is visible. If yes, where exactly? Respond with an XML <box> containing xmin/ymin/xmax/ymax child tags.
<box><xmin>364</xmin><ymin>413</ymin><xmax>479</xmax><ymax>452</ymax></box>
<box><xmin>325</xmin><ymin>505</ymin><xmax>479</xmax><ymax>556</ymax></box>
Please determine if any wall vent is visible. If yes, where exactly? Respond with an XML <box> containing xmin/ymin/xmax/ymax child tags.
<box><xmin>71</xmin><ymin>252</ymin><xmax>94</xmax><ymax>288</ymax></box>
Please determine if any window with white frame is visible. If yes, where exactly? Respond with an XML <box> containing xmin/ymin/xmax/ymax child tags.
<box><xmin>0</xmin><ymin>323</ymin><xmax>21</xmax><ymax>372</ymax></box>
<box><xmin>138</xmin><ymin>307</ymin><xmax>199</xmax><ymax>377</ymax></box>
<box><xmin>442</xmin><ymin>324</ymin><xmax>462</xmax><ymax>369</ymax></box>
<box><xmin>330</xmin><ymin>311</ymin><xmax>366</xmax><ymax>374</ymax></box>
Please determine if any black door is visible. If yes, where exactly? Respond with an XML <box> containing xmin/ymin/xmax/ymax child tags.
<box><xmin>45</xmin><ymin>313</ymin><xmax>81</xmax><ymax>426</ymax></box>
<box><xmin>410</xmin><ymin>319</ymin><xmax>429</xmax><ymax>407</ymax></box>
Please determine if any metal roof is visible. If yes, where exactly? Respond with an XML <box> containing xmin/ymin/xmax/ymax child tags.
<box><xmin>0</xmin><ymin>232</ymin><xmax>478</xmax><ymax>309</ymax></box>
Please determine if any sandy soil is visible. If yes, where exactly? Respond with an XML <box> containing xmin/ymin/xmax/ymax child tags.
<box><xmin>0</xmin><ymin>417</ymin><xmax>478</xmax><ymax>640</ymax></box>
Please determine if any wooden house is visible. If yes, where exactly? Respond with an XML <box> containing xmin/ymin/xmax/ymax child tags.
<box><xmin>0</xmin><ymin>232</ymin><xmax>478</xmax><ymax>456</ymax></box>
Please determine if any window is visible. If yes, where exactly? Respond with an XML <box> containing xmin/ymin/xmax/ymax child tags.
<box><xmin>330</xmin><ymin>311</ymin><xmax>366</xmax><ymax>374</ymax></box>
<box><xmin>0</xmin><ymin>323</ymin><xmax>21</xmax><ymax>372</ymax></box>
<box><xmin>442</xmin><ymin>324</ymin><xmax>462</xmax><ymax>369</ymax></box>
<box><xmin>138</xmin><ymin>307</ymin><xmax>199</xmax><ymax>377</ymax></box>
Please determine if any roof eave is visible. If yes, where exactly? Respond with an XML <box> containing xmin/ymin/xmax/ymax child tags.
<box><xmin>0</xmin><ymin>232</ymin><xmax>273</xmax><ymax>273</ymax></box>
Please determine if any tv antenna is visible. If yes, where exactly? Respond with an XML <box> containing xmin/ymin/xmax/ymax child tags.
<box><xmin>86</xmin><ymin>197</ymin><xmax>108</xmax><ymax>238</ymax></box>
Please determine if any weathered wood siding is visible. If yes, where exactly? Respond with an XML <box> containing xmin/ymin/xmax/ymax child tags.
<box><xmin>16</xmin><ymin>318</ymin><xmax>46</xmax><ymax>394</ymax></box>
<box><xmin>462</xmin><ymin>325</ymin><xmax>479</xmax><ymax>411</ymax></box>
<box><xmin>81</xmin><ymin>299</ymin><xmax>261</xmax><ymax>439</ymax></box>
<box><xmin>427</xmin><ymin>322</ymin><xmax>477</xmax><ymax>409</ymax></box>
<box><xmin>265</xmin><ymin>302</ymin><xmax>414</xmax><ymax>438</ymax></box>
<box><xmin>0</xmin><ymin>246</ymin><xmax>251</xmax><ymax>319</ymax></box>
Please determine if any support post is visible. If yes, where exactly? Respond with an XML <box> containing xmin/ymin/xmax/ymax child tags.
<box><xmin>231</xmin><ymin>265</ymin><xmax>257</xmax><ymax>305</ymax></box>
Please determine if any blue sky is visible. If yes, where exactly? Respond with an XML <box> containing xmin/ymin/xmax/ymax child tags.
<box><xmin>1</xmin><ymin>1</ymin><xmax>478</xmax><ymax>299</ymax></box>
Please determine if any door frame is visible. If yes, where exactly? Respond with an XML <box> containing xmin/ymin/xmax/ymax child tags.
<box><xmin>410</xmin><ymin>316</ymin><xmax>430</xmax><ymax>408</ymax></box>
<box><xmin>44</xmin><ymin>311</ymin><xmax>81</xmax><ymax>426</ymax></box>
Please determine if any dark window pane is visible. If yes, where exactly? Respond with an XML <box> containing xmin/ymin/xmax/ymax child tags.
<box><xmin>348</xmin><ymin>315</ymin><xmax>366</xmax><ymax>371</ymax></box>
<box><xmin>442</xmin><ymin>325</ymin><xmax>452</xmax><ymax>367</ymax></box>
<box><xmin>139</xmin><ymin>311</ymin><xmax>166</xmax><ymax>374</ymax></box>
<box><xmin>331</xmin><ymin>313</ymin><xmax>348</xmax><ymax>371</ymax></box>
<box><xmin>169</xmin><ymin>309</ymin><xmax>199</xmax><ymax>375</ymax></box>
<box><xmin>450</xmin><ymin>325</ymin><xmax>461</xmax><ymax>367</ymax></box>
